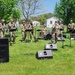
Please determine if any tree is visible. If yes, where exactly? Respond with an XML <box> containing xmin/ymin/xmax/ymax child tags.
<box><xmin>31</xmin><ymin>13</ymin><xmax>54</xmax><ymax>25</ymax></box>
<box><xmin>12</xmin><ymin>7</ymin><xmax>21</xmax><ymax>20</ymax></box>
<box><xmin>20</xmin><ymin>0</ymin><xmax>41</xmax><ymax>23</ymax></box>
<box><xmin>54</xmin><ymin>0</ymin><xmax>75</xmax><ymax>25</ymax></box>
<box><xmin>0</xmin><ymin>0</ymin><xmax>21</xmax><ymax>23</ymax></box>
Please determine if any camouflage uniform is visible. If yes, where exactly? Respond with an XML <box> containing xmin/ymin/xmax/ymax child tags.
<box><xmin>28</xmin><ymin>22</ymin><xmax>34</xmax><ymax>41</ymax></box>
<box><xmin>20</xmin><ymin>21</ymin><xmax>27</xmax><ymax>41</ymax></box>
<box><xmin>8</xmin><ymin>19</ymin><xmax>16</xmax><ymax>45</ymax></box>
<box><xmin>41</xmin><ymin>26</ymin><xmax>47</xmax><ymax>38</ymax></box>
<box><xmin>68</xmin><ymin>20</ymin><xmax>75</xmax><ymax>32</ymax></box>
<box><xmin>0</xmin><ymin>23</ymin><xmax>4</xmax><ymax>38</ymax></box>
<box><xmin>51</xmin><ymin>22</ymin><xmax>60</xmax><ymax>43</ymax></box>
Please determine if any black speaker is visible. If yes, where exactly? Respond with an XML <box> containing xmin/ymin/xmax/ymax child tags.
<box><xmin>36</xmin><ymin>50</ymin><xmax>53</xmax><ymax>59</ymax></box>
<box><xmin>0</xmin><ymin>37</ymin><xmax>9</xmax><ymax>63</ymax></box>
<box><xmin>57</xmin><ymin>37</ymin><xmax>65</xmax><ymax>41</ymax></box>
<box><xmin>44</xmin><ymin>44</ymin><xmax>57</xmax><ymax>50</ymax></box>
<box><xmin>45</xmin><ymin>34</ymin><xmax>51</xmax><ymax>40</ymax></box>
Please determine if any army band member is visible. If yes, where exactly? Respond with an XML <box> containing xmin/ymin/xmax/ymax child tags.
<box><xmin>59</xmin><ymin>21</ymin><xmax>64</xmax><ymax>30</ymax></box>
<box><xmin>28</xmin><ymin>21</ymin><xmax>34</xmax><ymax>41</ymax></box>
<box><xmin>41</xmin><ymin>26</ymin><xmax>47</xmax><ymax>39</ymax></box>
<box><xmin>51</xmin><ymin>21</ymin><xmax>61</xmax><ymax>43</ymax></box>
<box><xmin>20</xmin><ymin>21</ymin><xmax>27</xmax><ymax>42</ymax></box>
<box><xmin>68</xmin><ymin>20</ymin><xmax>75</xmax><ymax>32</ymax></box>
<box><xmin>8</xmin><ymin>19</ymin><xmax>16</xmax><ymax>45</ymax></box>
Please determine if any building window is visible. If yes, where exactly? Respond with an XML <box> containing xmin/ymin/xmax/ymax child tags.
<box><xmin>50</xmin><ymin>21</ymin><xmax>52</xmax><ymax>24</ymax></box>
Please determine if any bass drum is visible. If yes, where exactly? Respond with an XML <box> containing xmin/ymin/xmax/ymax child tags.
<box><xmin>44</xmin><ymin>30</ymin><xmax>52</xmax><ymax>40</ymax></box>
<box><xmin>45</xmin><ymin>33</ymin><xmax>52</xmax><ymax>40</ymax></box>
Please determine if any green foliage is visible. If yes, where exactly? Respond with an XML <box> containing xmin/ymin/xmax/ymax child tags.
<box><xmin>54</xmin><ymin>0</ymin><xmax>75</xmax><ymax>25</ymax></box>
<box><xmin>12</xmin><ymin>8</ymin><xmax>21</xmax><ymax>19</ymax></box>
<box><xmin>0</xmin><ymin>0</ymin><xmax>21</xmax><ymax>23</ymax></box>
<box><xmin>31</xmin><ymin>13</ymin><xmax>54</xmax><ymax>25</ymax></box>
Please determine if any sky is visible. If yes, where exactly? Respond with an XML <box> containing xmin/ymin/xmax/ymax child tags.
<box><xmin>21</xmin><ymin>0</ymin><xmax>60</xmax><ymax>18</ymax></box>
<box><xmin>38</xmin><ymin>0</ymin><xmax>60</xmax><ymax>15</ymax></box>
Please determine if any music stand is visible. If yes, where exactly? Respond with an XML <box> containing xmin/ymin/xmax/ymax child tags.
<box><xmin>25</xmin><ymin>29</ymin><xmax>33</xmax><ymax>42</ymax></box>
<box><xmin>25</xmin><ymin>29</ymin><xmax>33</xmax><ymax>32</ymax></box>
<box><xmin>62</xmin><ymin>32</ymin><xmax>72</xmax><ymax>48</ymax></box>
<box><xmin>36</xmin><ymin>29</ymin><xmax>42</xmax><ymax>40</ymax></box>
<box><xmin>9</xmin><ymin>28</ymin><xmax>17</xmax><ymax>32</ymax></box>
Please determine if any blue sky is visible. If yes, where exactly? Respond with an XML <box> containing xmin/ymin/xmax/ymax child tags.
<box><xmin>21</xmin><ymin>0</ymin><xmax>60</xmax><ymax>18</ymax></box>
<box><xmin>39</xmin><ymin>0</ymin><xmax>60</xmax><ymax>14</ymax></box>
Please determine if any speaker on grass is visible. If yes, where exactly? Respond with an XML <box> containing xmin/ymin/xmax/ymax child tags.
<box><xmin>44</xmin><ymin>44</ymin><xmax>57</xmax><ymax>50</ymax></box>
<box><xmin>57</xmin><ymin>37</ymin><xmax>65</xmax><ymax>41</ymax></box>
<box><xmin>36</xmin><ymin>50</ymin><xmax>53</xmax><ymax>59</ymax></box>
<box><xmin>0</xmin><ymin>37</ymin><xmax>9</xmax><ymax>63</ymax></box>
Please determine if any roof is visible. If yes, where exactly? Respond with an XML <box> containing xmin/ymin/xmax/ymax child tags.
<box><xmin>46</xmin><ymin>17</ymin><xmax>59</xmax><ymax>21</ymax></box>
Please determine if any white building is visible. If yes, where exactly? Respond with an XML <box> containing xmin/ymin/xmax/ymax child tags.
<box><xmin>44</xmin><ymin>17</ymin><xmax>59</xmax><ymax>28</ymax></box>
<box><xmin>32</xmin><ymin>21</ymin><xmax>40</xmax><ymax>26</ymax></box>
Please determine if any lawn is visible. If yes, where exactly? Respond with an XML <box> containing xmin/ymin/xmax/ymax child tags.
<box><xmin>0</xmin><ymin>26</ymin><xmax>75</xmax><ymax>75</ymax></box>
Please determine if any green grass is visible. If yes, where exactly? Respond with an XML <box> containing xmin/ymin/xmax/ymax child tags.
<box><xmin>0</xmin><ymin>27</ymin><xmax>75</xmax><ymax>75</ymax></box>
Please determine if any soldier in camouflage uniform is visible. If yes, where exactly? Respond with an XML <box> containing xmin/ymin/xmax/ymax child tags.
<box><xmin>20</xmin><ymin>21</ymin><xmax>27</xmax><ymax>42</ymax></box>
<box><xmin>51</xmin><ymin>21</ymin><xmax>61</xmax><ymax>43</ymax></box>
<box><xmin>68</xmin><ymin>20</ymin><xmax>75</xmax><ymax>32</ymax></box>
<box><xmin>41</xmin><ymin>26</ymin><xmax>47</xmax><ymax>38</ymax></box>
<box><xmin>28</xmin><ymin>21</ymin><xmax>34</xmax><ymax>41</ymax></box>
<box><xmin>8</xmin><ymin>19</ymin><xmax>16</xmax><ymax>45</ymax></box>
